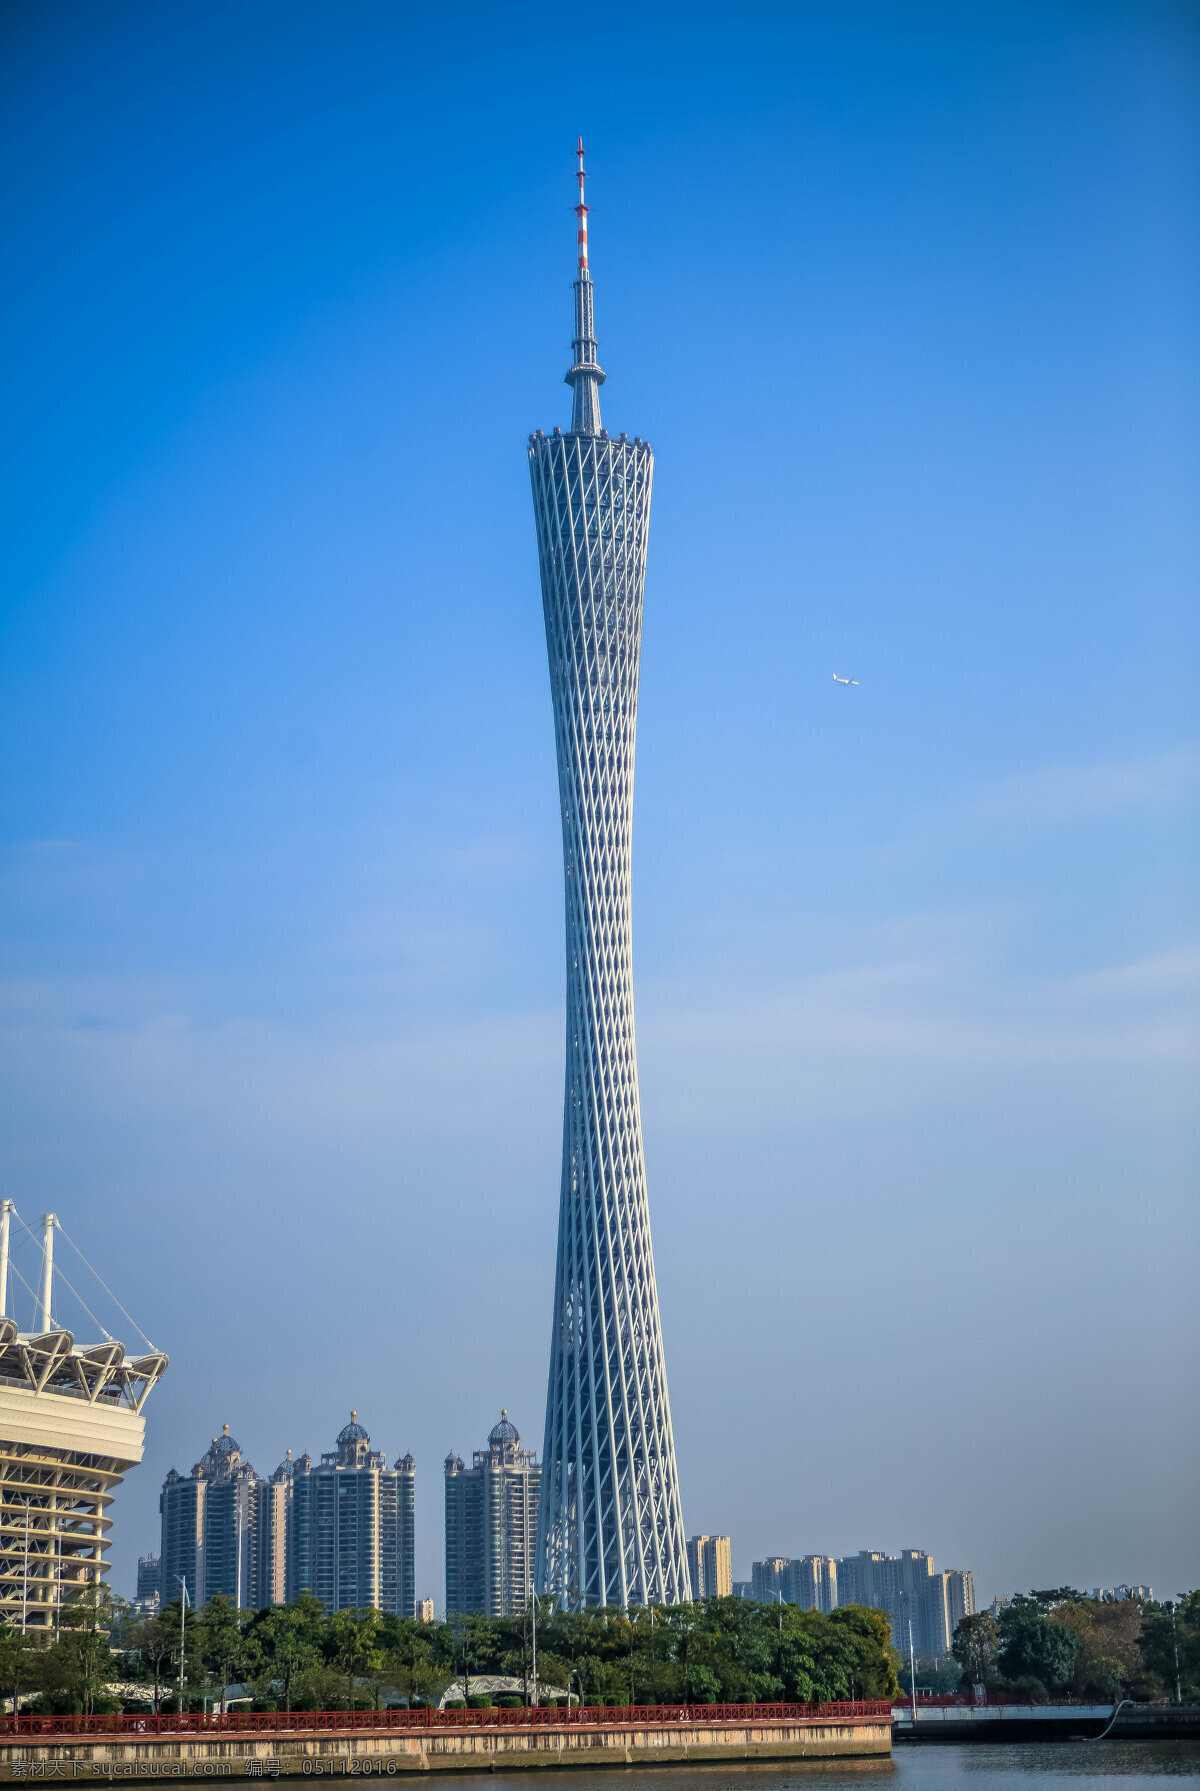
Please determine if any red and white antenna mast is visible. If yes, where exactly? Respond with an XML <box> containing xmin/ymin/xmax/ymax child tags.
<box><xmin>575</xmin><ymin>136</ymin><xmax>589</xmax><ymax>275</ymax></box>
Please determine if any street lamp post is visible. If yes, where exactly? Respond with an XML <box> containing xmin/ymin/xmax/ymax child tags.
<box><xmin>530</xmin><ymin>1595</ymin><xmax>538</xmax><ymax>1709</ymax></box>
<box><xmin>178</xmin><ymin>1577</ymin><xmax>190</xmax><ymax>1710</ymax></box>
<box><xmin>908</xmin><ymin>1622</ymin><xmax>918</xmax><ymax>1729</ymax></box>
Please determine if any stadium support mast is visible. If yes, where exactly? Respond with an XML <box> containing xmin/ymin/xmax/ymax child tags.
<box><xmin>36</xmin><ymin>1213</ymin><xmax>56</xmax><ymax>1333</ymax></box>
<box><xmin>528</xmin><ymin>142</ymin><xmax>690</xmax><ymax>1609</ymax></box>
<box><xmin>0</xmin><ymin>1202</ymin><xmax>11</xmax><ymax>1320</ymax></box>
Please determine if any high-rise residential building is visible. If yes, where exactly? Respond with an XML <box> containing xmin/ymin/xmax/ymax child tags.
<box><xmin>159</xmin><ymin>1467</ymin><xmax>202</xmax><ymax>1610</ymax></box>
<box><xmin>789</xmin><ymin>1555</ymin><xmax>838</xmax><ymax>1614</ymax></box>
<box><xmin>531</xmin><ymin>140</ymin><xmax>689</xmax><ymax>1612</ymax></box>
<box><xmin>751</xmin><ymin>1555</ymin><xmax>838</xmax><ymax>1614</ymax></box>
<box><xmin>687</xmin><ymin>1535</ymin><xmax>733</xmax><ymax>1601</ymax></box>
<box><xmin>0</xmin><ymin>1206</ymin><xmax>166</xmax><ymax>1631</ymax></box>
<box><xmin>201</xmin><ymin>1427</ymin><xmax>258</xmax><ymax>1606</ymax></box>
<box><xmin>417</xmin><ymin>1597</ymin><xmax>435</xmax><ymax>1623</ymax></box>
<box><xmin>752</xmin><ymin>1558</ymin><xmax>791</xmax><ymax>1604</ymax></box>
<box><xmin>945</xmin><ymin>1569</ymin><xmax>976</xmax><ymax>1641</ymax></box>
<box><xmin>133</xmin><ymin>1552</ymin><xmax>161</xmax><ymax>1616</ymax></box>
<box><xmin>834</xmin><ymin>1549</ymin><xmax>972</xmax><ymax>1657</ymax></box>
<box><xmin>256</xmin><ymin>1451</ymin><xmax>294</xmax><ymax>1608</ymax></box>
<box><xmin>136</xmin><ymin>1552</ymin><xmax>160</xmax><ymax>1600</ymax></box>
<box><xmin>445</xmin><ymin>1413</ymin><xmax>541</xmax><ymax>1618</ymax></box>
<box><xmin>159</xmin><ymin>1425</ymin><xmax>258</xmax><ymax>1609</ymax></box>
<box><xmin>158</xmin><ymin>1418</ymin><xmax>414</xmax><ymax>1616</ymax></box>
<box><xmin>893</xmin><ymin>1549</ymin><xmax>937</xmax><ymax>1656</ymax></box>
<box><xmin>923</xmin><ymin>1570</ymin><xmax>953</xmax><ymax>1656</ymax></box>
<box><xmin>834</xmin><ymin>1550</ymin><xmax>891</xmax><ymax>1612</ymax></box>
<box><xmin>921</xmin><ymin>1568</ymin><xmax>976</xmax><ymax>1654</ymax></box>
<box><xmin>289</xmin><ymin>1414</ymin><xmax>415</xmax><ymax>1617</ymax></box>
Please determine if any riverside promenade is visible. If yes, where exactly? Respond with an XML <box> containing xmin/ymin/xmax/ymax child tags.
<box><xmin>0</xmin><ymin>1701</ymin><xmax>893</xmax><ymax>1778</ymax></box>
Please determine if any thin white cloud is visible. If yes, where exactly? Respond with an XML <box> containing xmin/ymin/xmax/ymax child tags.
<box><xmin>976</xmin><ymin>746</ymin><xmax>1200</xmax><ymax>822</ymax></box>
<box><xmin>0</xmin><ymin>974</ymin><xmax>561</xmax><ymax>1146</ymax></box>
<box><xmin>3</xmin><ymin>929</ymin><xmax>1193</xmax><ymax>1163</ymax></box>
<box><xmin>636</xmin><ymin>934</ymin><xmax>1200</xmax><ymax>1132</ymax></box>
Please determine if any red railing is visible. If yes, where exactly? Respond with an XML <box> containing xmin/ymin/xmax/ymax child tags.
<box><xmin>1</xmin><ymin>1700</ymin><xmax>893</xmax><ymax>1740</ymax></box>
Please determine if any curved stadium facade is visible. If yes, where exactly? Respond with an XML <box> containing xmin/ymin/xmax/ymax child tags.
<box><xmin>0</xmin><ymin>1208</ymin><xmax>166</xmax><ymax>1630</ymax></box>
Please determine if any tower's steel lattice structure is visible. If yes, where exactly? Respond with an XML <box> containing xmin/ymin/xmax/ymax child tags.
<box><xmin>529</xmin><ymin>144</ymin><xmax>690</xmax><ymax>1609</ymax></box>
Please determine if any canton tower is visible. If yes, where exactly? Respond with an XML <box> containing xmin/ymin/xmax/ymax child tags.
<box><xmin>529</xmin><ymin>142</ymin><xmax>690</xmax><ymax>1609</ymax></box>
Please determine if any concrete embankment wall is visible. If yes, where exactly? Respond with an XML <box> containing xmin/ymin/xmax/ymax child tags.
<box><xmin>893</xmin><ymin>1702</ymin><xmax>1200</xmax><ymax>1744</ymax></box>
<box><xmin>0</xmin><ymin>1716</ymin><xmax>892</xmax><ymax>1778</ymax></box>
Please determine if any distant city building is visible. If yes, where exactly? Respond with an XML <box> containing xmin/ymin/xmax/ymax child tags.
<box><xmin>748</xmin><ymin>1549</ymin><xmax>974</xmax><ymax>1655</ymax></box>
<box><xmin>945</xmin><ymin>1569</ymin><xmax>976</xmax><ymax>1641</ymax></box>
<box><xmin>417</xmin><ymin>1597</ymin><xmax>435</xmax><ymax>1623</ymax></box>
<box><xmin>137</xmin><ymin>1551</ymin><xmax>160</xmax><ymax>1600</ymax></box>
<box><xmin>750</xmin><ymin>1555</ymin><xmax>836</xmax><ymax>1614</ymax></box>
<box><xmin>445</xmin><ymin>1412</ymin><xmax>541</xmax><ymax>1617</ymax></box>
<box><xmin>290</xmin><ymin>1413</ymin><xmax>415</xmax><ymax>1616</ymax></box>
<box><xmin>832</xmin><ymin>1550</ymin><xmax>889</xmax><ymax>1610</ymax></box>
<box><xmin>751</xmin><ymin>1557</ymin><xmax>791</xmax><ymax>1604</ymax></box>
<box><xmin>1090</xmin><ymin>1585</ymin><xmax>1153</xmax><ymax>1602</ymax></box>
<box><xmin>844</xmin><ymin>1550</ymin><xmax>929</xmax><ymax>1651</ymax></box>
<box><xmin>687</xmin><ymin>1536</ymin><xmax>733</xmax><ymax>1601</ymax></box>
<box><xmin>0</xmin><ymin>1206</ymin><xmax>167</xmax><ymax>1631</ymax></box>
<box><xmin>896</xmin><ymin>1550</ymin><xmax>946</xmax><ymax>1656</ymax></box>
<box><xmin>834</xmin><ymin>1550</ymin><xmax>974</xmax><ymax>1656</ymax></box>
<box><xmin>132</xmin><ymin>1551</ymin><xmax>161</xmax><ymax>1616</ymax></box>
<box><xmin>790</xmin><ymin>1555</ymin><xmax>838</xmax><ymax>1614</ymax></box>
<box><xmin>923</xmin><ymin>1569</ymin><xmax>954</xmax><ymax>1655</ymax></box>
<box><xmin>732</xmin><ymin>1580</ymin><xmax>753</xmax><ymax>1600</ymax></box>
<box><xmin>159</xmin><ymin>1425</ymin><xmax>258</xmax><ymax>1609</ymax></box>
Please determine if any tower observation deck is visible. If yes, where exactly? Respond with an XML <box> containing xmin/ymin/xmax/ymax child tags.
<box><xmin>528</xmin><ymin>143</ymin><xmax>690</xmax><ymax>1609</ymax></box>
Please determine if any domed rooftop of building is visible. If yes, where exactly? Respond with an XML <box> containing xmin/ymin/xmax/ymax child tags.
<box><xmin>337</xmin><ymin>1410</ymin><xmax>370</xmax><ymax>1446</ymax></box>
<box><xmin>488</xmin><ymin>1410</ymin><xmax>520</xmax><ymax>1448</ymax></box>
<box><xmin>195</xmin><ymin>1423</ymin><xmax>248</xmax><ymax>1479</ymax></box>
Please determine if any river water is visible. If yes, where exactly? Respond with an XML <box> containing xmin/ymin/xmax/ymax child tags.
<box><xmin>431</xmin><ymin>1742</ymin><xmax>1200</xmax><ymax>1791</ymax></box>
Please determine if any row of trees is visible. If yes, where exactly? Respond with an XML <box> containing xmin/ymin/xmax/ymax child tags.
<box><xmin>0</xmin><ymin>1589</ymin><xmax>118</xmax><ymax>1718</ymax></box>
<box><xmin>10</xmin><ymin>1585</ymin><xmax>1194</xmax><ymax>1716</ymax></box>
<box><xmin>951</xmin><ymin>1589</ymin><xmax>1200</xmax><ymax>1703</ymax></box>
<box><xmin>2</xmin><ymin>1592</ymin><xmax>901</xmax><ymax>1716</ymax></box>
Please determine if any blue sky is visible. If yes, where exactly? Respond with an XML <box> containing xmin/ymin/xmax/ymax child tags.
<box><xmin>1</xmin><ymin>0</ymin><xmax>1197</xmax><ymax>1610</ymax></box>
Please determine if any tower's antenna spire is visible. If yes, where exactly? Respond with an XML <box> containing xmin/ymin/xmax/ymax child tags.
<box><xmin>565</xmin><ymin>137</ymin><xmax>605</xmax><ymax>433</ymax></box>
<box><xmin>575</xmin><ymin>136</ymin><xmax>589</xmax><ymax>274</ymax></box>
